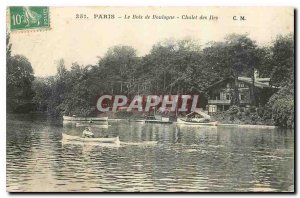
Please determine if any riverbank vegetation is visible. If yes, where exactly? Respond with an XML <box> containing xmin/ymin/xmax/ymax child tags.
<box><xmin>6</xmin><ymin>33</ymin><xmax>294</xmax><ymax>128</ymax></box>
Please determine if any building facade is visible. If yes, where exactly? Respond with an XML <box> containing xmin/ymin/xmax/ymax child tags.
<box><xmin>206</xmin><ymin>77</ymin><xmax>275</xmax><ymax>113</ymax></box>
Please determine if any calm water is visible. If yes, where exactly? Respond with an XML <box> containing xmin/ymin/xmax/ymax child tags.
<box><xmin>6</xmin><ymin>114</ymin><xmax>294</xmax><ymax>192</ymax></box>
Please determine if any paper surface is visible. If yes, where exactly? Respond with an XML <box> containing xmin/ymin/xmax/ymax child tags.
<box><xmin>6</xmin><ymin>7</ymin><xmax>294</xmax><ymax>192</ymax></box>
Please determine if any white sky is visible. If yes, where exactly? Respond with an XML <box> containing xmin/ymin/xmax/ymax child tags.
<box><xmin>9</xmin><ymin>7</ymin><xmax>294</xmax><ymax>77</ymax></box>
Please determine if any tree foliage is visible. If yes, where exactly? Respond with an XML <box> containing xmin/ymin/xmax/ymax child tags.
<box><xmin>7</xmin><ymin>47</ymin><xmax>35</xmax><ymax>112</ymax></box>
<box><xmin>267</xmin><ymin>84</ymin><xmax>294</xmax><ymax>128</ymax></box>
<box><xmin>269</xmin><ymin>34</ymin><xmax>294</xmax><ymax>87</ymax></box>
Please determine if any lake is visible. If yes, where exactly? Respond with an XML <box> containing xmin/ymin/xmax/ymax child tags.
<box><xmin>6</xmin><ymin>114</ymin><xmax>294</xmax><ymax>192</ymax></box>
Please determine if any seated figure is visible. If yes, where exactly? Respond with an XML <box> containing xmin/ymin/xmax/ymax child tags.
<box><xmin>82</xmin><ymin>127</ymin><xmax>94</xmax><ymax>138</ymax></box>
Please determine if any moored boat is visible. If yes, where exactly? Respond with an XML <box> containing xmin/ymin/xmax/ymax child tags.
<box><xmin>128</xmin><ymin>119</ymin><xmax>146</xmax><ymax>123</ymax></box>
<box><xmin>75</xmin><ymin>123</ymin><xmax>109</xmax><ymax>128</ymax></box>
<box><xmin>176</xmin><ymin>109</ymin><xmax>217</xmax><ymax>126</ymax></box>
<box><xmin>145</xmin><ymin>119</ymin><xmax>173</xmax><ymax>124</ymax></box>
<box><xmin>62</xmin><ymin>133</ymin><xmax>120</xmax><ymax>146</ymax></box>
<box><xmin>176</xmin><ymin>118</ymin><xmax>218</xmax><ymax>126</ymax></box>
<box><xmin>63</xmin><ymin>116</ymin><xmax>108</xmax><ymax>121</ymax></box>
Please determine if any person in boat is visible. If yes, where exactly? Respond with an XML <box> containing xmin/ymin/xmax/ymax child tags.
<box><xmin>82</xmin><ymin>127</ymin><xmax>94</xmax><ymax>138</ymax></box>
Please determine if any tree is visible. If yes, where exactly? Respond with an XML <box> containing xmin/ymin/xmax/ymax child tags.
<box><xmin>265</xmin><ymin>34</ymin><xmax>294</xmax><ymax>128</ymax></box>
<box><xmin>139</xmin><ymin>39</ymin><xmax>214</xmax><ymax>95</ymax></box>
<box><xmin>60</xmin><ymin>63</ymin><xmax>95</xmax><ymax>116</ymax></box>
<box><xmin>269</xmin><ymin>34</ymin><xmax>294</xmax><ymax>87</ymax></box>
<box><xmin>45</xmin><ymin>59</ymin><xmax>68</xmax><ymax>116</ymax></box>
<box><xmin>32</xmin><ymin>77</ymin><xmax>52</xmax><ymax>111</ymax></box>
<box><xmin>7</xmin><ymin>55</ymin><xmax>35</xmax><ymax>112</ymax></box>
<box><xmin>98</xmin><ymin>45</ymin><xmax>139</xmax><ymax>94</ymax></box>
<box><xmin>6</xmin><ymin>33</ymin><xmax>12</xmax><ymax>59</ymax></box>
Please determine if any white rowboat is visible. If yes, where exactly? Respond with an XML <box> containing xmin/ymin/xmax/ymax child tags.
<box><xmin>63</xmin><ymin>116</ymin><xmax>108</xmax><ymax>121</ymax></box>
<box><xmin>62</xmin><ymin>133</ymin><xmax>120</xmax><ymax>146</ymax></box>
<box><xmin>176</xmin><ymin>118</ymin><xmax>218</xmax><ymax>126</ymax></box>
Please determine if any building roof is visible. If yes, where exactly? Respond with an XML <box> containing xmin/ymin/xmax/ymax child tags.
<box><xmin>186</xmin><ymin>109</ymin><xmax>211</xmax><ymax>119</ymax></box>
<box><xmin>238</xmin><ymin>77</ymin><xmax>270</xmax><ymax>89</ymax></box>
<box><xmin>206</xmin><ymin>76</ymin><xmax>271</xmax><ymax>90</ymax></box>
<box><xmin>256</xmin><ymin>78</ymin><xmax>270</xmax><ymax>82</ymax></box>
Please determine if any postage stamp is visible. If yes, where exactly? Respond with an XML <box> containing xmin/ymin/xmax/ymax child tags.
<box><xmin>9</xmin><ymin>6</ymin><xmax>50</xmax><ymax>31</ymax></box>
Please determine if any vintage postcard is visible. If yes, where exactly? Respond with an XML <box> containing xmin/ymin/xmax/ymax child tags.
<box><xmin>6</xmin><ymin>7</ymin><xmax>294</xmax><ymax>192</ymax></box>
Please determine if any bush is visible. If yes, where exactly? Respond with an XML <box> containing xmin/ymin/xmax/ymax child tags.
<box><xmin>237</xmin><ymin>112</ymin><xmax>243</xmax><ymax>119</ymax></box>
<box><xmin>245</xmin><ymin>109</ymin><xmax>250</xmax><ymax>116</ymax></box>
<box><xmin>249</xmin><ymin>106</ymin><xmax>256</xmax><ymax>113</ymax></box>
<box><xmin>228</xmin><ymin>105</ymin><xmax>239</xmax><ymax>115</ymax></box>
<box><xmin>271</xmin><ymin>97</ymin><xmax>294</xmax><ymax>128</ymax></box>
<box><xmin>263</xmin><ymin>104</ymin><xmax>273</xmax><ymax>120</ymax></box>
<box><xmin>230</xmin><ymin>115</ymin><xmax>235</xmax><ymax>122</ymax></box>
<box><xmin>257</xmin><ymin>106</ymin><xmax>264</xmax><ymax>118</ymax></box>
<box><xmin>251</xmin><ymin>113</ymin><xmax>259</xmax><ymax>124</ymax></box>
<box><xmin>268</xmin><ymin>84</ymin><xmax>294</xmax><ymax>128</ymax></box>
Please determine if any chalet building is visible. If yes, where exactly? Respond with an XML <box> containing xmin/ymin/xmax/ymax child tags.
<box><xmin>206</xmin><ymin>76</ymin><xmax>276</xmax><ymax>113</ymax></box>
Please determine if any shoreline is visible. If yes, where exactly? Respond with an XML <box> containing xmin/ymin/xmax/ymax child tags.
<box><xmin>107</xmin><ymin>118</ymin><xmax>277</xmax><ymax>129</ymax></box>
<box><xmin>7</xmin><ymin>113</ymin><xmax>279</xmax><ymax>129</ymax></box>
<box><xmin>217</xmin><ymin>123</ymin><xmax>277</xmax><ymax>129</ymax></box>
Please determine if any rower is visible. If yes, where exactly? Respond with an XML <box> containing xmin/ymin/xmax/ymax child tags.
<box><xmin>82</xmin><ymin>127</ymin><xmax>94</xmax><ymax>138</ymax></box>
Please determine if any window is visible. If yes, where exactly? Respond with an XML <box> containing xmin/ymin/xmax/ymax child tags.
<box><xmin>221</xmin><ymin>92</ymin><xmax>226</xmax><ymax>100</ymax></box>
<box><xmin>240</xmin><ymin>94</ymin><xmax>245</xmax><ymax>100</ymax></box>
<box><xmin>209</xmin><ymin>105</ymin><xmax>217</xmax><ymax>113</ymax></box>
<box><xmin>239</xmin><ymin>82</ymin><xmax>244</xmax><ymax>88</ymax></box>
<box><xmin>214</xmin><ymin>94</ymin><xmax>220</xmax><ymax>100</ymax></box>
<box><xmin>226</xmin><ymin>94</ymin><xmax>230</xmax><ymax>100</ymax></box>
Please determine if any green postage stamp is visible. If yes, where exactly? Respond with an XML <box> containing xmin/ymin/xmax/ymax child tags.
<box><xmin>9</xmin><ymin>6</ymin><xmax>50</xmax><ymax>31</ymax></box>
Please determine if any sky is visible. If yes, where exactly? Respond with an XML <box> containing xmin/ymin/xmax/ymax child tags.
<box><xmin>9</xmin><ymin>7</ymin><xmax>294</xmax><ymax>77</ymax></box>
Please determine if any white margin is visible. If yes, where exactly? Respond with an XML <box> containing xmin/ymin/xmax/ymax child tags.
<box><xmin>0</xmin><ymin>0</ymin><xmax>298</xmax><ymax>197</ymax></box>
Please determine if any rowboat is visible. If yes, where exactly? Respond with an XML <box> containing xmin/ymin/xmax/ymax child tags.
<box><xmin>145</xmin><ymin>120</ymin><xmax>173</xmax><ymax>124</ymax></box>
<box><xmin>128</xmin><ymin>119</ymin><xmax>146</xmax><ymax>123</ymax></box>
<box><xmin>62</xmin><ymin>133</ymin><xmax>120</xmax><ymax>146</ymax></box>
<box><xmin>63</xmin><ymin>116</ymin><xmax>108</xmax><ymax>121</ymax></box>
<box><xmin>144</xmin><ymin>114</ymin><xmax>172</xmax><ymax>124</ymax></box>
<box><xmin>75</xmin><ymin>122</ymin><xmax>109</xmax><ymax>128</ymax></box>
<box><xmin>176</xmin><ymin>118</ymin><xmax>218</xmax><ymax>126</ymax></box>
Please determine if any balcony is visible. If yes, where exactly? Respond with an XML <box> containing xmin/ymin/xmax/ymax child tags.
<box><xmin>208</xmin><ymin>100</ymin><xmax>231</xmax><ymax>105</ymax></box>
<box><xmin>208</xmin><ymin>100</ymin><xmax>249</xmax><ymax>105</ymax></box>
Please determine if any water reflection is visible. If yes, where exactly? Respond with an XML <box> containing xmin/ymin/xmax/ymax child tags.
<box><xmin>6</xmin><ymin>115</ymin><xmax>294</xmax><ymax>192</ymax></box>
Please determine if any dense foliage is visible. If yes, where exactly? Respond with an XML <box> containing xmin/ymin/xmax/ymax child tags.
<box><xmin>268</xmin><ymin>84</ymin><xmax>294</xmax><ymax>128</ymax></box>
<box><xmin>268</xmin><ymin>35</ymin><xmax>294</xmax><ymax>128</ymax></box>
<box><xmin>7</xmin><ymin>34</ymin><xmax>35</xmax><ymax>113</ymax></box>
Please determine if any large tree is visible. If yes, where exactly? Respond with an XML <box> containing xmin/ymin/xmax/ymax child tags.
<box><xmin>7</xmin><ymin>55</ymin><xmax>35</xmax><ymax>112</ymax></box>
<box><xmin>266</xmin><ymin>34</ymin><xmax>294</xmax><ymax>128</ymax></box>
<box><xmin>269</xmin><ymin>34</ymin><xmax>294</xmax><ymax>87</ymax></box>
<box><xmin>98</xmin><ymin>45</ymin><xmax>139</xmax><ymax>94</ymax></box>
